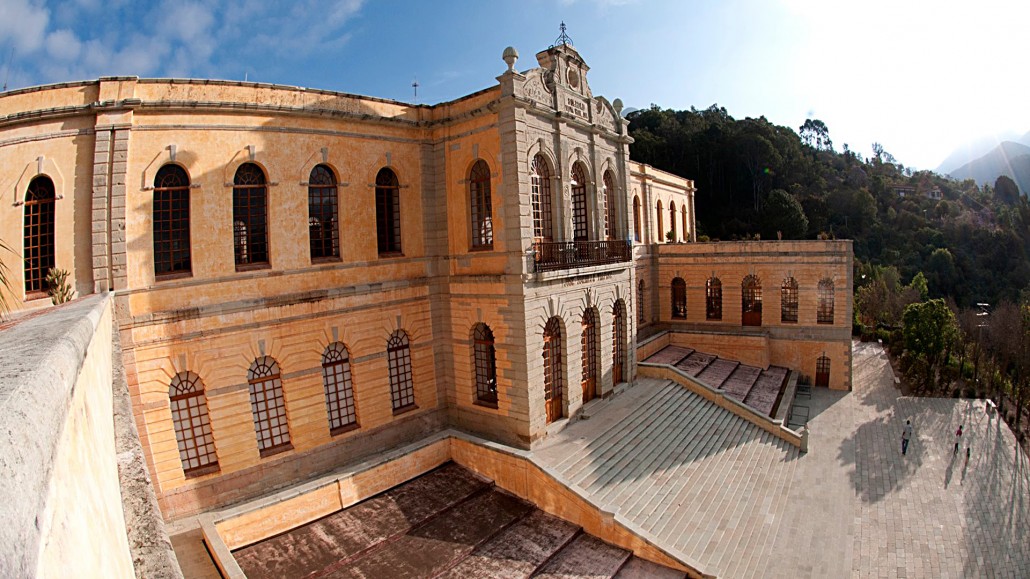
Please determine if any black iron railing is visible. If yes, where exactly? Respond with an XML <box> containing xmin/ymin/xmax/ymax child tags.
<box><xmin>532</xmin><ymin>239</ymin><xmax>632</xmax><ymax>272</ymax></box>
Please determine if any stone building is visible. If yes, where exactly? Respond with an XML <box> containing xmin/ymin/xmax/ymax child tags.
<box><xmin>0</xmin><ymin>37</ymin><xmax>851</xmax><ymax>575</ymax></box>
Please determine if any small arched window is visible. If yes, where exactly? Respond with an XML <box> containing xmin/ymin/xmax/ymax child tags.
<box><xmin>248</xmin><ymin>356</ymin><xmax>291</xmax><ymax>456</ymax></box>
<box><xmin>531</xmin><ymin>155</ymin><xmax>553</xmax><ymax>242</ymax></box>
<box><xmin>613</xmin><ymin>300</ymin><xmax>626</xmax><ymax>384</ymax></box>
<box><xmin>388</xmin><ymin>330</ymin><xmax>415</xmax><ymax>411</ymax></box>
<box><xmin>781</xmin><ymin>277</ymin><xmax>799</xmax><ymax>323</ymax></box>
<box><xmin>742</xmin><ymin>274</ymin><xmax>763</xmax><ymax>326</ymax></box>
<box><xmin>671</xmin><ymin>277</ymin><xmax>687</xmax><ymax>319</ymax></box>
<box><xmin>706</xmin><ymin>277</ymin><xmax>722</xmax><ymax>320</ymax></box>
<box><xmin>309</xmin><ymin>164</ymin><xmax>339</xmax><ymax>261</ymax></box>
<box><xmin>233</xmin><ymin>163</ymin><xmax>269</xmax><ymax>269</ymax></box>
<box><xmin>23</xmin><ymin>176</ymin><xmax>56</xmax><ymax>294</ymax></box>
<box><xmin>169</xmin><ymin>371</ymin><xmax>218</xmax><ymax>477</ymax></box>
<box><xmin>603</xmin><ymin>171</ymin><xmax>616</xmax><ymax>240</ymax></box>
<box><xmin>656</xmin><ymin>200</ymin><xmax>664</xmax><ymax>243</ymax></box>
<box><xmin>669</xmin><ymin>201</ymin><xmax>677</xmax><ymax>242</ymax></box>
<box><xmin>543</xmin><ymin>317</ymin><xmax>564</xmax><ymax>424</ymax></box>
<box><xmin>375</xmin><ymin>168</ymin><xmax>402</xmax><ymax>255</ymax></box>
<box><xmin>322</xmin><ymin>342</ymin><xmax>357</xmax><ymax>434</ymax></box>
<box><xmin>632</xmin><ymin>195</ymin><xmax>641</xmax><ymax>243</ymax></box>
<box><xmin>818</xmin><ymin>279</ymin><xmax>835</xmax><ymax>324</ymax></box>
<box><xmin>469</xmin><ymin>160</ymin><xmax>493</xmax><ymax>249</ymax></box>
<box><xmin>571</xmin><ymin>162</ymin><xmax>589</xmax><ymax>242</ymax></box>
<box><xmin>472</xmin><ymin>323</ymin><xmax>498</xmax><ymax>406</ymax></box>
<box><xmin>154</xmin><ymin>165</ymin><xmax>192</xmax><ymax>277</ymax></box>
<box><xmin>637</xmin><ymin>279</ymin><xmax>646</xmax><ymax>324</ymax></box>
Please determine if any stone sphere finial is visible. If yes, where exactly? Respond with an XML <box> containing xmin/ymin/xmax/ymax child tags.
<box><xmin>613</xmin><ymin>98</ymin><xmax>624</xmax><ymax>114</ymax></box>
<box><xmin>502</xmin><ymin>46</ymin><xmax>519</xmax><ymax>73</ymax></box>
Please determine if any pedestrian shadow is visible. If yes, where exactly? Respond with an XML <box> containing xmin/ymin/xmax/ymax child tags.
<box><xmin>838</xmin><ymin>414</ymin><xmax>924</xmax><ymax>503</ymax></box>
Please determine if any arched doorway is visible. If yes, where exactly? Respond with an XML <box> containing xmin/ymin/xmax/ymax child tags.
<box><xmin>543</xmin><ymin>317</ymin><xmax>564</xmax><ymax>423</ymax></box>
<box><xmin>613</xmin><ymin>301</ymin><xmax>626</xmax><ymax>384</ymax></box>
<box><xmin>742</xmin><ymin>274</ymin><xmax>762</xmax><ymax>326</ymax></box>
<box><xmin>816</xmin><ymin>354</ymin><xmax>831</xmax><ymax>387</ymax></box>
<box><xmin>581</xmin><ymin>308</ymin><xmax>599</xmax><ymax>403</ymax></box>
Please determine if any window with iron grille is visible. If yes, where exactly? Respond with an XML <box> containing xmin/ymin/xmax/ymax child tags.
<box><xmin>472</xmin><ymin>323</ymin><xmax>497</xmax><ymax>406</ymax></box>
<box><xmin>817</xmin><ymin>354</ymin><xmax>831</xmax><ymax>375</ymax></box>
<box><xmin>375</xmin><ymin>168</ymin><xmax>402</xmax><ymax>254</ymax></box>
<box><xmin>669</xmin><ymin>201</ymin><xmax>677</xmax><ymax>241</ymax></box>
<box><xmin>571</xmin><ymin>163</ymin><xmax>588</xmax><ymax>242</ymax></box>
<box><xmin>543</xmin><ymin>317</ymin><xmax>563</xmax><ymax>416</ymax></box>
<box><xmin>603</xmin><ymin>171</ymin><xmax>617</xmax><ymax>240</ymax></box>
<box><xmin>23</xmin><ymin>176</ymin><xmax>55</xmax><ymax>294</ymax></box>
<box><xmin>469</xmin><ymin>160</ymin><xmax>493</xmax><ymax>249</ymax></box>
<box><xmin>154</xmin><ymin>165</ymin><xmax>191</xmax><ymax>277</ymax></box>
<box><xmin>581</xmin><ymin>308</ymin><xmax>598</xmax><ymax>382</ymax></box>
<box><xmin>656</xmin><ymin>200</ymin><xmax>663</xmax><ymax>243</ymax></box>
<box><xmin>388</xmin><ymin>330</ymin><xmax>415</xmax><ymax>411</ymax></box>
<box><xmin>742</xmin><ymin>274</ymin><xmax>762</xmax><ymax>325</ymax></box>
<box><xmin>531</xmin><ymin>155</ymin><xmax>553</xmax><ymax>242</ymax></box>
<box><xmin>309</xmin><ymin>164</ymin><xmax>340</xmax><ymax>261</ymax></box>
<box><xmin>248</xmin><ymin>356</ymin><xmax>291</xmax><ymax>456</ymax></box>
<box><xmin>169</xmin><ymin>371</ymin><xmax>218</xmax><ymax>477</ymax></box>
<box><xmin>633</xmin><ymin>196</ymin><xmax>641</xmax><ymax>242</ymax></box>
<box><xmin>706</xmin><ymin>277</ymin><xmax>722</xmax><ymax>320</ymax></box>
<box><xmin>818</xmin><ymin>279</ymin><xmax>835</xmax><ymax>324</ymax></box>
<box><xmin>613</xmin><ymin>300</ymin><xmax>626</xmax><ymax>381</ymax></box>
<box><xmin>672</xmin><ymin>277</ymin><xmax>687</xmax><ymax>319</ymax></box>
<box><xmin>322</xmin><ymin>342</ymin><xmax>357</xmax><ymax>434</ymax></box>
<box><xmin>781</xmin><ymin>277</ymin><xmax>799</xmax><ymax>323</ymax></box>
<box><xmin>638</xmin><ymin>280</ymin><xmax>646</xmax><ymax>324</ymax></box>
<box><xmin>233</xmin><ymin>163</ymin><xmax>269</xmax><ymax>269</ymax></box>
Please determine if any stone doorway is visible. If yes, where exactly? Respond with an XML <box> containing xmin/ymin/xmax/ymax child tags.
<box><xmin>581</xmin><ymin>309</ymin><xmax>598</xmax><ymax>403</ymax></box>
<box><xmin>543</xmin><ymin>318</ymin><xmax>564</xmax><ymax>424</ymax></box>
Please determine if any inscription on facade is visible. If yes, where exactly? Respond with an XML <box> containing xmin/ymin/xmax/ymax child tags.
<box><xmin>563</xmin><ymin>96</ymin><xmax>588</xmax><ymax>120</ymax></box>
<box><xmin>562</xmin><ymin>272</ymin><xmax>615</xmax><ymax>287</ymax></box>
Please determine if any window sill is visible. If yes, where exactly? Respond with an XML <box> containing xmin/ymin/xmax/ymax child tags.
<box><xmin>378</xmin><ymin>251</ymin><xmax>405</xmax><ymax>259</ymax></box>
<box><xmin>469</xmin><ymin>245</ymin><xmax>493</xmax><ymax>252</ymax></box>
<box><xmin>311</xmin><ymin>256</ymin><xmax>342</xmax><ymax>265</ymax></box>
<box><xmin>473</xmin><ymin>398</ymin><xmax>499</xmax><ymax>410</ymax></box>
<box><xmin>24</xmin><ymin>291</ymin><xmax>49</xmax><ymax>302</ymax></box>
<box><xmin>183</xmin><ymin>463</ymin><xmax>220</xmax><ymax>479</ymax></box>
<box><xmin>259</xmin><ymin>443</ymin><xmax>293</xmax><ymax>458</ymax></box>
<box><xmin>392</xmin><ymin>404</ymin><xmax>418</xmax><ymax>416</ymax></box>
<box><xmin>236</xmin><ymin>262</ymin><xmax>271</xmax><ymax>273</ymax></box>
<box><xmin>330</xmin><ymin>422</ymin><xmax>360</xmax><ymax>436</ymax></box>
<box><xmin>155</xmin><ymin>271</ymin><xmax>193</xmax><ymax>283</ymax></box>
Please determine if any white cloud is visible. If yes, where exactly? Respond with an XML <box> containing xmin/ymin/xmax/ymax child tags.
<box><xmin>0</xmin><ymin>0</ymin><xmax>50</xmax><ymax>54</ymax></box>
<box><xmin>45</xmin><ymin>29</ymin><xmax>81</xmax><ymax>61</ymax></box>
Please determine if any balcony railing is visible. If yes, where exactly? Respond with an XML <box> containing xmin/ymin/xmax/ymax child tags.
<box><xmin>531</xmin><ymin>239</ymin><xmax>632</xmax><ymax>272</ymax></box>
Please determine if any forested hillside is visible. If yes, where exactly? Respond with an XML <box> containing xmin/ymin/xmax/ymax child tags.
<box><xmin>627</xmin><ymin>105</ymin><xmax>1030</xmax><ymax>309</ymax></box>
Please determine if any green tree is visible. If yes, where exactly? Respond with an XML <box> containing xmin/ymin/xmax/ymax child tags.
<box><xmin>903</xmin><ymin>299</ymin><xmax>959</xmax><ymax>392</ymax></box>
<box><xmin>799</xmin><ymin>119</ymin><xmax>832</xmax><ymax>151</ymax></box>
<box><xmin>760</xmin><ymin>189</ymin><xmax>808</xmax><ymax>239</ymax></box>
<box><xmin>995</xmin><ymin>175</ymin><xmax>1020</xmax><ymax>205</ymax></box>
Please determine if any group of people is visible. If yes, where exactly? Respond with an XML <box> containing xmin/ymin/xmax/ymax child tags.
<box><xmin>900</xmin><ymin>419</ymin><xmax>972</xmax><ymax>459</ymax></box>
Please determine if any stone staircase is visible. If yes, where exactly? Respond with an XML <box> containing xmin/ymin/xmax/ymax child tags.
<box><xmin>232</xmin><ymin>462</ymin><xmax>685</xmax><ymax>578</ymax></box>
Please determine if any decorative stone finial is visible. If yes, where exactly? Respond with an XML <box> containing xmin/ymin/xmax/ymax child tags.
<box><xmin>502</xmin><ymin>46</ymin><xmax>519</xmax><ymax>73</ymax></box>
<box><xmin>612</xmin><ymin>98</ymin><xmax>624</xmax><ymax>114</ymax></box>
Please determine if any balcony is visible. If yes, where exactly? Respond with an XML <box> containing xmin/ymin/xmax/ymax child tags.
<box><xmin>531</xmin><ymin>239</ymin><xmax>632</xmax><ymax>273</ymax></box>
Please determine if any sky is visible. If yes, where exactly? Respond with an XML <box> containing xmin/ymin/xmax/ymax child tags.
<box><xmin>1</xmin><ymin>0</ymin><xmax>1028</xmax><ymax>171</ymax></box>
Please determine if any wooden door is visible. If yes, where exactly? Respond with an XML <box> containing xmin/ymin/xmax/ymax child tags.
<box><xmin>613</xmin><ymin>302</ymin><xmax>625</xmax><ymax>384</ymax></box>
<box><xmin>543</xmin><ymin>319</ymin><xmax>564</xmax><ymax>423</ymax></box>
<box><xmin>581</xmin><ymin>310</ymin><xmax>598</xmax><ymax>403</ymax></box>
<box><xmin>816</xmin><ymin>355</ymin><xmax>830</xmax><ymax>387</ymax></box>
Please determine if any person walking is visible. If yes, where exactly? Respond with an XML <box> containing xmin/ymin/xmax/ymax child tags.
<box><xmin>902</xmin><ymin>419</ymin><xmax>913</xmax><ymax>455</ymax></box>
<box><xmin>954</xmin><ymin>424</ymin><xmax>963</xmax><ymax>455</ymax></box>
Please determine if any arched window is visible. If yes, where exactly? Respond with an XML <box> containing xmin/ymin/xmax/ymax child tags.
<box><xmin>472</xmin><ymin>323</ymin><xmax>497</xmax><ymax>406</ymax></box>
<box><xmin>656</xmin><ymin>200</ymin><xmax>664</xmax><ymax>243</ymax></box>
<box><xmin>153</xmin><ymin>165</ymin><xmax>191</xmax><ymax>277</ymax></box>
<box><xmin>706</xmin><ymin>277</ymin><xmax>722</xmax><ymax>320</ymax></box>
<box><xmin>571</xmin><ymin>162</ymin><xmax>589</xmax><ymax>242</ymax></box>
<box><xmin>818</xmin><ymin>279</ymin><xmax>835</xmax><ymax>324</ymax></box>
<box><xmin>469</xmin><ymin>160</ymin><xmax>493</xmax><ymax>249</ymax></box>
<box><xmin>531</xmin><ymin>155</ymin><xmax>553</xmax><ymax>242</ymax></box>
<box><xmin>632</xmin><ymin>195</ymin><xmax>641</xmax><ymax>243</ymax></box>
<box><xmin>613</xmin><ymin>300</ymin><xmax>626</xmax><ymax>384</ymax></box>
<box><xmin>309</xmin><ymin>164</ymin><xmax>339</xmax><ymax>261</ymax></box>
<box><xmin>669</xmin><ymin>201</ymin><xmax>677</xmax><ymax>242</ymax></box>
<box><xmin>233</xmin><ymin>163</ymin><xmax>268</xmax><ymax>269</ymax></box>
<box><xmin>581</xmin><ymin>308</ymin><xmax>599</xmax><ymax>403</ymax></box>
<box><xmin>322</xmin><ymin>342</ymin><xmax>357</xmax><ymax>434</ymax></box>
<box><xmin>23</xmin><ymin>176</ymin><xmax>56</xmax><ymax>294</ymax></box>
<box><xmin>603</xmin><ymin>171</ymin><xmax>616</xmax><ymax>240</ymax></box>
<box><xmin>671</xmin><ymin>277</ymin><xmax>687</xmax><ymax>319</ymax></box>
<box><xmin>816</xmin><ymin>354</ymin><xmax>831</xmax><ymax>387</ymax></box>
<box><xmin>742</xmin><ymin>274</ymin><xmax>762</xmax><ymax>326</ymax></box>
<box><xmin>637</xmin><ymin>279</ymin><xmax>646</xmax><ymax>324</ymax></box>
<box><xmin>543</xmin><ymin>317</ymin><xmax>564</xmax><ymax>424</ymax></box>
<box><xmin>248</xmin><ymin>356</ymin><xmax>291</xmax><ymax>456</ymax></box>
<box><xmin>388</xmin><ymin>330</ymin><xmax>415</xmax><ymax>411</ymax></box>
<box><xmin>682</xmin><ymin>206</ymin><xmax>688</xmax><ymax>241</ymax></box>
<box><xmin>375</xmin><ymin>168</ymin><xmax>402</xmax><ymax>255</ymax></box>
<box><xmin>169</xmin><ymin>371</ymin><xmax>218</xmax><ymax>476</ymax></box>
<box><xmin>781</xmin><ymin>277</ymin><xmax>799</xmax><ymax>323</ymax></box>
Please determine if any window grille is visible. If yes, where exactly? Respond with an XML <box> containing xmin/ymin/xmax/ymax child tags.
<box><xmin>469</xmin><ymin>160</ymin><xmax>493</xmax><ymax>249</ymax></box>
<box><xmin>233</xmin><ymin>163</ymin><xmax>268</xmax><ymax>268</ymax></box>
<box><xmin>672</xmin><ymin>277</ymin><xmax>687</xmax><ymax>319</ymax></box>
<box><xmin>818</xmin><ymin>279</ymin><xmax>835</xmax><ymax>324</ymax></box>
<box><xmin>154</xmin><ymin>165</ymin><xmax>191</xmax><ymax>276</ymax></box>
<box><xmin>322</xmin><ymin>342</ymin><xmax>357</xmax><ymax>433</ymax></box>
<box><xmin>571</xmin><ymin>163</ymin><xmax>588</xmax><ymax>242</ymax></box>
<box><xmin>472</xmin><ymin>323</ymin><xmax>497</xmax><ymax>405</ymax></box>
<box><xmin>531</xmin><ymin>155</ymin><xmax>553</xmax><ymax>242</ymax></box>
<box><xmin>23</xmin><ymin>176</ymin><xmax>56</xmax><ymax>294</ymax></box>
<box><xmin>781</xmin><ymin>277</ymin><xmax>799</xmax><ymax>323</ymax></box>
<box><xmin>375</xmin><ymin>168</ymin><xmax>402</xmax><ymax>254</ymax></box>
<box><xmin>633</xmin><ymin>196</ymin><xmax>641</xmax><ymax>242</ymax></box>
<box><xmin>169</xmin><ymin>371</ymin><xmax>218</xmax><ymax>476</ymax></box>
<box><xmin>706</xmin><ymin>277</ymin><xmax>722</xmax><ymax>320</ymax></box>
<box><xmin>742</xmin><ymin>274</ymin><xmax>762</xmax><ymax>326</ymax></box>
<box><xmin>309</xmin><ymin>164</ymin><xmax>339</xmax><ymax>261</ymax></box>
<box><xmin>248</xmin><ymin>356</ymin><xmax>291</xmax><ymax>455</ymax></box>
<box><xmin>543</xmin><ymin>317</ymin><xmax>564</xmax><ymax>423</ymax></box>
<box><xmin>388</xmin><ymin>330</ymin><xmax>415</xmax><ymax>411</ymax></box>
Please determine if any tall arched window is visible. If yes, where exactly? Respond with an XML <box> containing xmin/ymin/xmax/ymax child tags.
<box><xmin>388</xmin><ymin>330</ymin><xmax>415</xmax><ymax>411</ymax></box>
<box><xmin>669</xmin><ymin>201</ymin><xmax>677</xmax><ymax>242</ymax></box>
<box><xmin>375</xmin><ymin>168</ymin><xmax>402</xmax><ymax>255</ymax></box>
<box><xmin>706</xmin><ymin>277</ymin><xmax>722</xmax><ymax>320</ymax></box>
<box><xmin>613</xmin><ymin>300</ymin><xmax>626</xmax><ymax>384</ymax></box>
<box><xmin>531</xmin><ymin>155</ymin><xmax>553</xmax><ymax>242</ymax></box>
<box><xmin>682</xmin><ymin>206</ymin><xmax>688</xmax><ymax>241</ymax></box>
<box><xmin>656</xmin><ymin>200</ymin><xmax>664</xmax><ymax>243</ymax></box>
<box><xmin>571</xmin><ymin>162</ymin><xmax>589</xmax><ymax>242</ymax></box>
<box><xmin>603</xmin><ymin>171</ymin><xmax>616</xmax><ymax>240</ymax></box>
<box><xmin>632</xmin><ymin>195</ymin><xmax>641</xmax><ymax>242</ymax></box>
<box><xmin>472</xmin><ymin>323</ymin><xmax>497</xmax><ymax>406</ymax></box>
<box><xmin>309</xmin><ymin>164</ymin><xmax>339</xmax><ymax>261</ymax></box>
<box><xmin>581</xmin><ymin>308</ymin><xmax>599</xmax><ymax>403</ymax></box>
<box><xmin>23</xmin><ymin>176</ymin><xmax>56</xmax><ymax>294</ymax></box>
<box><xmin>154</xmin><ymin>165</ymin><xmax>192</xmax><ymax>277</ymax></box>
<box><xmin>248</xmin><ymin>356</ymin><xmax>291</xmax><ymax>456</ymax></box>
<box><xmin>543</xmin><ymin>317</ymin><xmax>564</xmax><ymax>423</ymax></box>
<box><xmin>469</xmin><ymin>160</ymin><xmax>493</xmax><ymax>249</ymax></box>
<box><xmin>233</xmin><ymin>163</ymin><xmax>268</xmax><ymax>269</ymax></box>
<box><xmin>169</xmin><ymin>371</ymin><xmax>218</xmax><ymax>477</ymax></box>
<box><xmin>637</xmin><ymin>279</ymin><xmax>646</xmax><ymax>324</ymax></box>
<box><xmin>816</xmin><ymin>354</ymin><xmax>831</xmax><ymax>387</ymax></box>
<box><xmin>818</xmin><ymin>279</ymin><xmax>835</xmax><ymax>324</ymax></box>
<box><xmin>781</xmin><ymin>277</ymin><xmax>799</xmax><ymax>323</ymax></box>
<box><xmin>742</xmin><ymin>274</ymin><xmax>762</xmax><ymax>326</ymax></box>
<box><xmin>671</xmin><ymin>277</ymin><xmax>687</xmax><ymax>319</ymax></box>
<box><xmin>322</xmin><ymin>342</ymin><xmax>357</xmax><ymax>434</ymax></box>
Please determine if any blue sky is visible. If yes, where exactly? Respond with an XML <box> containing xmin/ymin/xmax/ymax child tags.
<box><xmin>1</xmin><ymin>0</ymin><xmax>1027</xmax><ymax>171</ymax></box>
